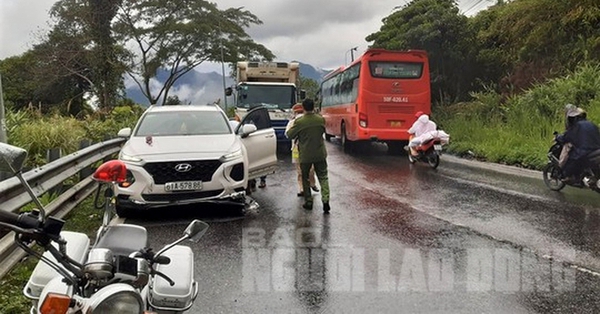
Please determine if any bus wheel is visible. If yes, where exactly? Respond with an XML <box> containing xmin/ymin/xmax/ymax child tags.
<box><xmin>341</xmin><ymin>123</ymin><xmax>353</xmax><ymax>153</ymax></box>
<box><xmin>325</xmin><ymin>133</ymin><xmax>332</xmax><ymax>142</ymax></box>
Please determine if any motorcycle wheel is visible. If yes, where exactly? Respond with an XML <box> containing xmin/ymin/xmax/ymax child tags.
<box><xmin>542</xmin><ymin>163</ymin><xmax>566</xmax><ymax>191</ymax></box>
<box><xmin>408</xmin><ymin>152</ymin><xmax>417</xmax><ymax>164</ymax></box>
<box><xmin>428</xmin><ymin>153</ymin><xmax>440</xmax><ymax>169</ymax></box>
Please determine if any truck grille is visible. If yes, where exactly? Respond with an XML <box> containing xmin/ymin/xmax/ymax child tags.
<box><xmin>143</xmin><ymin>160</ymin><xmax>221</xmax><ymax>184</ymax></box>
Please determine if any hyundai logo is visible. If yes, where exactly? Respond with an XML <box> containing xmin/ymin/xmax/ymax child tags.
<box><xmin>174</xmin><ymin>163</ymin><xmax>192</xmax><ymax>172</ymax></box>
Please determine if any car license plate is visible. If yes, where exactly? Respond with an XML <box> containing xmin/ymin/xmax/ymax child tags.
<box><xmin>434</xmin><ymin>144</ymin><xmax>442</xmax><ymax>151</ymax></box>
<box><xmin>272</xmin><ymin>112</ymin><xmax>290</xmax><ymax>120</ymax></box>
<box><xmin>164</xmin><ymin>181</ymin><xmax>202</xmax><ymax>192</ymax></box>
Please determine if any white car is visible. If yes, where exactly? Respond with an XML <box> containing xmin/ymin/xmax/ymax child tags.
<box><xmin>113</xmin><ymin>104</ymin><xmax>277</xmax><ymax>217</ymax></box>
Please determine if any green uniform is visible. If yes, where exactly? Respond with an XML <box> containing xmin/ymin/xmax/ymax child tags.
<box><xmin>285</xmin><ymin>112</ymin><xmax>330</xmax><ymax>205</ymax></box>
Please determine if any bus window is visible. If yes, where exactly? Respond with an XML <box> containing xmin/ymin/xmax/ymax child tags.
<box><xmin>369</xmin><ymin>62</ymin><xmax>423</xmax><ymax>79</ymax></box>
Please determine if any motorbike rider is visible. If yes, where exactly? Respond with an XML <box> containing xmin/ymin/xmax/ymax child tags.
<box><xmin>558</xmin><ymin>105</ymin><xmax>600</xmax><ymax>184</ymax></box>
<box><xmin>407</xmin><ymin>111</ymin><xmax>437</xmax><ymax>156</ymax></box>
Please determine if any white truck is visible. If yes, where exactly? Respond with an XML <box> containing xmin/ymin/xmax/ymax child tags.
<box><xmin>231</xmin><ymin>61</ymin><xmax>304</xmax><ymax>147</ymax></box>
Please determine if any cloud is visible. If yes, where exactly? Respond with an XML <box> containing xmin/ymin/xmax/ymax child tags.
<box><xmin>0</xmin><ymin>0</ymin><xmax>54</xmax><ymax>58</ymax></box>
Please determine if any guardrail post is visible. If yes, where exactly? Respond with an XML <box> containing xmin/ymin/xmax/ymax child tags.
<box><xmin>79</xmin><ymin>139</ymin><xmax>93</xmax><ymax>180</ymax></box>
<box><xmin>47</xmin><ymin>147</ymin><xmax>62</xmax><ymax>195</ymax></box>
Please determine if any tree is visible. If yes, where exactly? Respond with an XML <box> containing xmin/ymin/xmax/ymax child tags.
<box><xmin>366</xmin><ymin>0</ymin><xmax>478</xmax><ymax>103</ymax></box>
<box><xmin>114</xmin><ymin>0</ymin><xmax>274</xmax><ymax>105</ymax></box>
<box><xmin>47</xmin><ymin>0</ymin><xmax>126</xmax><ymax>111</ymax></box>
<box><xmin>298</xmin><ymin>76</ymin><xmax>320</xmax><ymax>100</ymax></box>
<box><xmin>470</xmin><ymin>0</ymin><xmax>600</xmax><ymax>93</ymax></box>
<box><xmin>0</xmin><ymin>49</ymin><xmax>91</xmax><ymax>116</ymax></box>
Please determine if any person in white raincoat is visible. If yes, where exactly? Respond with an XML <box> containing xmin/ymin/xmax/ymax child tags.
<box><xmin>407</xmin><ymin>111</ymin><xmax>437</xmax><ymax>155</ymax></box>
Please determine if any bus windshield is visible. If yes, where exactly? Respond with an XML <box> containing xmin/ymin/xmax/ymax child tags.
<box><xmin>236</xmin><ymin>84</ymin><xmax>295</xmax><ymax>110</ymax></box>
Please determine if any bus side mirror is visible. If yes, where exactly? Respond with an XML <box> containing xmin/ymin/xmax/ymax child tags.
<box><xmin>225</xmin><ymin>87</ymin><xmax>233</xmax><ymax>96</ymax></box>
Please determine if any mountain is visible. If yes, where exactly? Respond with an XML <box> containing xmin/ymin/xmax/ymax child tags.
<box><xmin>125</xmin><ymin>62</ymin><xmax>328</xmax><ymax>106</ymax></box>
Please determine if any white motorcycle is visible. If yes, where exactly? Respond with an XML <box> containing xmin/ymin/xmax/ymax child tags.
<box><xmin>0</xmin><ymin>142</ymin><xmax>207</xmax><ymax>314</ymax></box>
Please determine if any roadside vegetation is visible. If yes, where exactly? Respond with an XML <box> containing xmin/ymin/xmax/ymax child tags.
<box><xmin>435</xmin><ymin>63</ymin><xmax>600</xmax><ymax>169</ymax></box>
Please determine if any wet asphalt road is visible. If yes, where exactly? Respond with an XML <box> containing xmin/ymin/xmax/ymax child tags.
<box><xmin>127</xmin><ymin>140</ymin><xmax>600</xmax><ymax>314</ymax></box>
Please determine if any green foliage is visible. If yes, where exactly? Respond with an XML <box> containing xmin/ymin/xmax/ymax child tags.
<box><xmin>469</xmin><ymin>0</ymin><xmax>600</xmax><ymax>93</ymax></box>
<box><xmin>367</xmin><ymin>0</ymin><xmax>477</xmax><ymax>102</ymax></box>
<box><xmin>47</xmin><ymin>0</ymin><xmax>125</xmax><ymax>110</ymax></box>
<box><xmin>6</xmin><ymin>103</ymin><xmax>143</xmax><ymax>167</ymax></box>
<box><xmin>0</xmin><ymin>258</ymin><xmax>38</xmax><ymax>313</ymax></box>
<box><xmin>437</xmin><ymin>63</ymin><xmax>600</xmax><ymax>169</ymax></box>
<box><xmin>298</xmin><ymin>76</ymin><xmax>320</xmax><ymax>100</ymax></box>
<box><xmin>9</xmin><ymin>115</ymin><xmax>87</xmax><ymax>167</ymax></box>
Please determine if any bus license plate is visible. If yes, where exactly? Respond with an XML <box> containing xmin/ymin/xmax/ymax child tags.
<box><xmin>434</xmin><ymin>144</ymin><xmax>442</xmax><ymax>151</ymax></box>
<box><xmin>389</xmin><ymin>121</ymin><xmax>402</xmax><ymax>127</ymax></box>
<box><xmin>164</xmin><ymin>181</ymin><xmax>202</xmax><ymax>192</ymax></box>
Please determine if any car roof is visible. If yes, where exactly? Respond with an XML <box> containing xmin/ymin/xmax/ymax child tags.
<box><xmin>144</xmin><ymin>105</ymin><xmax>223</xmax><ymax>113</ymax></box>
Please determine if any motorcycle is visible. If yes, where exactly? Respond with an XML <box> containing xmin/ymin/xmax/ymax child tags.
<box><xmin>407</xmin><ymin>137</ymin><xmax>444</xmax><ymax>169</ymax></box>
<box><xmin>0</xmin><ymin>142</ymin><xmax>208</xmax><ymax>314</ymax></box>
<box><xmin>542</xmin><ymin>132</ymin><xmax>600</xmax><ymax>192</ymax></box>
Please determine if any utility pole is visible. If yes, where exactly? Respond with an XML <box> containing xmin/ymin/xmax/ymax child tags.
<box><xmin>221</xmin><ymin>42</ymin><xmax>228</xmax><ymax>112</ymax></box>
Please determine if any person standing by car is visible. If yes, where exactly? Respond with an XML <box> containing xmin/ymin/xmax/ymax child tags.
<box><xmin>286</xmin><ymin>103</ymin><xmax>319</xmax><ymax>197</ymax></box>
<box><xmin>285</xmin><ymin>99</ymin><xmax>330</xmax><ymax>213</ymax></box>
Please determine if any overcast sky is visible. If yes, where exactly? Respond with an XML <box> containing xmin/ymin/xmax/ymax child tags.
<box><xmin>1</xmin><ymin>0</ymin><xmax>493</xmax><ymax>72</ymax></box>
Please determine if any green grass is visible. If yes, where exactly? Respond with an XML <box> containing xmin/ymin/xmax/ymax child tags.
<box><xmin>0</xmin><ymin>197</ymin><xmax>102</xmax><ymax>313</ymax></box>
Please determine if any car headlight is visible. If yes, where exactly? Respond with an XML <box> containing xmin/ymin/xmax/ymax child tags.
<box><xmin>85</xmin><ymin>284</ymin><xmax>143</xmax><ymax>314</ymax></box>
<box><xmin>220</xmin><ymin>148</ymin><xmax>243</xmax><ymax>162</ymax></box>
<box><xmin>120</xmin><ymin>152</ymin><xmax>143</xmax><ymax>163</ymax></box>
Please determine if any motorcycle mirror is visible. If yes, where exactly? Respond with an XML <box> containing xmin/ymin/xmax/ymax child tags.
<box><xmin>0</xmin><ymin>142</ymin><xmax>28</xmax><ymax>173</ymax></box>
<box><xmin>184</xmin><ymin>220</ymin><xmax>209</xmax><ymax>243</ymax></box>
<box><xmin>0</xmin><ymin>142</ymin><xmax>46</xmax><ymax>222</ymax></box>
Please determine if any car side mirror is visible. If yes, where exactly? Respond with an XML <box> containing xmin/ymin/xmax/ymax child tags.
<box><xmin>0</xmin><ymin>142</ymin><xmax>27</xmax><ymax>173</ymax></box>
<box><xmin>118</xmin><ymin>128</ymin><xmax>132</xmax><ymax>138</ymax></box>
<box><xmin>225</xmin><ymin>87</ymin><xmax>233</xmax><ymax>96</ymax></box>
<box><xmin>240</xmin><ymin>124</ymin><xmax>258</xmax><ymax>138</ymax></box>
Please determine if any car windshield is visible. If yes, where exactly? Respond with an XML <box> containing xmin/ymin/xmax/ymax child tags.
<box><xmin>135</xmin><ymin>110</ymin><xmax>231</xmax><ymax>136</ymax></box>
<box><xmin>236</xmin><ymin>84</ymin><xmax>295</xmax><ymax>110</ymax></box>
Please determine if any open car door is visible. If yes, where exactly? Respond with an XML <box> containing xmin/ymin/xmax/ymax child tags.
<box><xmin>237</xmin><ymin>106</ymin><xmax>278</xmax><ymax>179</ymax></box>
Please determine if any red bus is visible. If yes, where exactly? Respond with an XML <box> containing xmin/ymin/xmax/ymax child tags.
<box><xmin>318</xmin><ymin>48</ymin><xmax>431</xmax><ymax>154</ymax></box>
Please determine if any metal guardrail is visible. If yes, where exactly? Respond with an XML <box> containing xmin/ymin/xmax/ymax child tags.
<box><xmin>0</xmin><ymin>137</ymin><xmax>126</xmax><ymax>278</ymax></box>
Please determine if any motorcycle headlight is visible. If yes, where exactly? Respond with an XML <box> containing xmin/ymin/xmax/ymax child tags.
<box><xmin>220</xmin><ymin>148</ymin><xmax>243</xmax><ymax>163</ymax></box>
<box><xmin>86</xmin><ymin>284</ymin><xmax>143</xmax><ymax>314</ymax></box>
<box><xmin>120</xmin><ymin>152</ymin><xmax>144</xmax><ymax>163</ymax></box>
